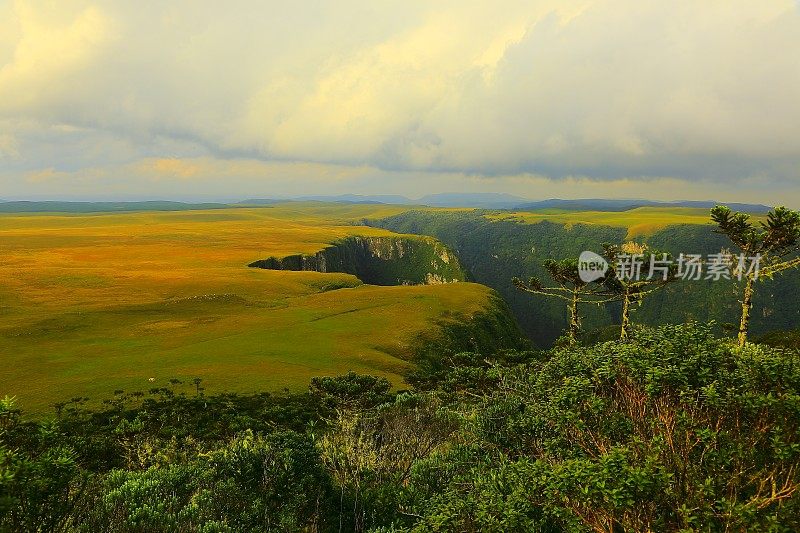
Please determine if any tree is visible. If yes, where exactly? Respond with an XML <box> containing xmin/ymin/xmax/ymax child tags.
<box><xmin>0</xmin><ymin>397</ymin><xmax>89</xmax><ymax>532</ymax></box>
<box><xmin>600</xmin><ymin>242</ymin><xmax>677</xmax><ymax>340</ymax></box>
<box><xmin>711</xmin><ymin>205</ymin><xmax>800</xmax><ymax>346</ymax></box>
<box><xmin>513</xmin><ymin>259</ymin><xmax>613</xmax><ymax>344</ymax></box>
<box><xmin>96</xmin><ymin>430</ymin><xmax>331</xmax><ymax>531</ymax></box>
<box><xmin>309</xmin><ymin>372</ymin><xmax>393</xmax><ymax>411</ymax></box>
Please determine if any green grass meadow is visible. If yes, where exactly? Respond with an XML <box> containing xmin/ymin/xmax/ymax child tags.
<box><xmin>0</xmin><ymin>204</ymin><xmax>492</xmax><ymax>413</ymax></box>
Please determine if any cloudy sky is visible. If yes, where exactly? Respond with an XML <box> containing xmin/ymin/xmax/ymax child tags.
<box><xmin>1</xmin><ymin>1</ymin><xmax>799</xmax><ymax>204</ymax></box>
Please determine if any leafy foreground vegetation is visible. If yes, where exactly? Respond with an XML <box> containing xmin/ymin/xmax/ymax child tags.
<box><xmin>2</xmin><ymin>322</ymin><xmax>799</xmax><ymax>531</ymax></box>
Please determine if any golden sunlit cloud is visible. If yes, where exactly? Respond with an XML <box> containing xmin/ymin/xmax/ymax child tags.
<box><xmin>0</xmin><ymin>1</ymin><xmax>115</xmax><ymax>112</ymax></box>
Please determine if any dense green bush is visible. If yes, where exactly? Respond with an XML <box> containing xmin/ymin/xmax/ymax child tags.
<box><xmin>2</xmin><ymin>323</ymin><xmax>799</xmax><ymax>531</ymax></box>
<box><xmin>93</xmin><ymin>431</ymin><xmax>329</xmax><ymax>531</ymax></box>
<box><xmin>403</xmin><ymin>323</ymin><xmax>800</xmax><ymax>531</ymax></box>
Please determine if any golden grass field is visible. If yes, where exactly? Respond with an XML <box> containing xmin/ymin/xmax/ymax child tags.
<box><xmin>2</xmin><ymin>201</ymin><xmax>766</xmax><ymax>414</ymax></box>
<box><xmin>0</xmin><ymin>203</ymin><xmax>494</xmax><ymax>414</ymax></box>
<box><xmin>484</xmin><ymin>206</ymin><xmax>752</xmax><ymax>239</ymax></box>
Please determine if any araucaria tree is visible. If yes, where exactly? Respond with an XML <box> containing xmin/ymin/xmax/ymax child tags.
<box><xmin>711</xmin><ymin>205</ymin><xmax>800</xmax><ymax>346</ymax></box>
<box><xmin>513</xmin><ymin>258</ymin><xmax>611</xmax><ymax>344</ymax></box>
<box><xmin>601</xmin><ymin>242</ymin><xmax>677</xmax><ymax>340</ymax></box>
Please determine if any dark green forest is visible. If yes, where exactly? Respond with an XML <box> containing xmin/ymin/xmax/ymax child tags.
<box><xmin>369</xmin><ymin>211</ymin><xmax>800</xmax><ymax>347</ymax></box>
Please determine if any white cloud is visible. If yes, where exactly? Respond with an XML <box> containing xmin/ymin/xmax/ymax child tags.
<box><xmin>0</xmin><ymin>1</ymin><xmax>116</xmax><ymax>114</ymax></box>
<box><xmin>0</xmin><ymin>132</ymin><xmax>19</xmax><ymax>160</ymax></box>
<box><xmin>1</xmin><ymin>1</ymin><xmax>799</xmax><ymax>202</ymax></box>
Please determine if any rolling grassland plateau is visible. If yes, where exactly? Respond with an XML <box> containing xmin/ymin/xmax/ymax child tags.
<box><xmin>485</xmin><ymin>206</ymin><xmax>726</xmax><ymax>239</ymax></box>
<box><xmin>0</xmin><ymin>203</ymin><xmax>519</xmax><ymax>414</ymax></box>
<box><xmin>3</xmin><ymin>200</ymin><xmax>795</xmax><ymax>414</ymax></box>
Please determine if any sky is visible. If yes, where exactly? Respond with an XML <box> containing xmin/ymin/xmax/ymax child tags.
<box><xmin>1</xmin><ymin>1</ymin><xmax>799</xmax><ymax>205</ymax></box>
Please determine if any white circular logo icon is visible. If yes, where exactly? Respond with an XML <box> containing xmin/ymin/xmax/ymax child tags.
<box><xmin>578</xmin><ymin>251</ymin><xmax>609</xmax><ymax>283</ymax></box>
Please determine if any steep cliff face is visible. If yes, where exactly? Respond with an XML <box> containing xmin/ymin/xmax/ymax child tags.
<box><xmin>369</xmin><ymin>210</ymin><xmax>800</xmax><ymax>347</ymax></box>
<box><xmin>248</xmin><ymin>235</ymin><xmax>467</xmax><ymax>286</ymax></box>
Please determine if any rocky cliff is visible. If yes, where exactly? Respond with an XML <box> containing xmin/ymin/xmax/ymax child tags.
<box><xmin>248</xmin><ymin>235</ymin><xmax>467</xmax><ymax>286</ymax></box>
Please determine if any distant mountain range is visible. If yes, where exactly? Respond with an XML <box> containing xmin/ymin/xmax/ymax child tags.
<box><xmin>418</xmin><ymin>193</ymin><xmax>529</xmax><ymax>208</ymax></box>
<box><xmin>512</xmin><ymin>198</ymin><xmax>773</xmax><ymax>213</ymax></box>
<box><xmin>0</xmin><ymin>195</ymin><xmax>773</xmax><ymax>213</ymax></box>
<box><xmin>289</xmin><ymin>194</ymin><xmax>414</xmax><ymax>205</ymax></box>
<box><xmin>282</xmin><ymin>194</ymin><xmax>772</xmax><ymax>212</ymax></box>
<box><xmin>236</xmin><ymin>193</ymin><xmax>530</xmax><ymax>209</ymax></box>
<box><xmin>0</xmin><ymin>201</ymin><xmax>231</xmax><ymax>213</ymax></box>
<box><xmin>283</xmin><ymin>194</ymin><xmax>773</xmax><ymax>212</ymax></box>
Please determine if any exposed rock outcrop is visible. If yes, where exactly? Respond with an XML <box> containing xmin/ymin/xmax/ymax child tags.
<box><xmin>249</xmin><ymin>235</ymin><xmax>466</xmax><ymax>286</ymax></box>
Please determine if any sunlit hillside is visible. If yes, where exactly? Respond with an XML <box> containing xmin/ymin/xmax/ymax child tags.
<box><xmin>486</xmin><ymin>206</ymin><xmax>767</xmax><ymax>239</ymax></box>
<box><xmin>0</xmin><ymin>203</ymin><xmax>507</xmax><ymax>413</ymax></box>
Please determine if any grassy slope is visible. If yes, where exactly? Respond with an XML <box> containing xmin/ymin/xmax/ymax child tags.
<box><xmin>485</xmin><ymin>206</ymin><xmax>765</xmax><ymax>239</ymax></box>
<box><xmin>0</xmin><ymin>204</ymin><xmax>499</xmax><ymax>414</ymax></box>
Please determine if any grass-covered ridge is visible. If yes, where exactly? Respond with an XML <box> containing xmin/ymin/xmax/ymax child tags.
<box><xmin>485</xmin><ymin>206</ymin><xmax>766</xmax><ymax>239</ymax></box>
<box><xmin>0</xmin><ymin>204</ymin><xmax>518</xmax><ymax>413</ymax></box>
